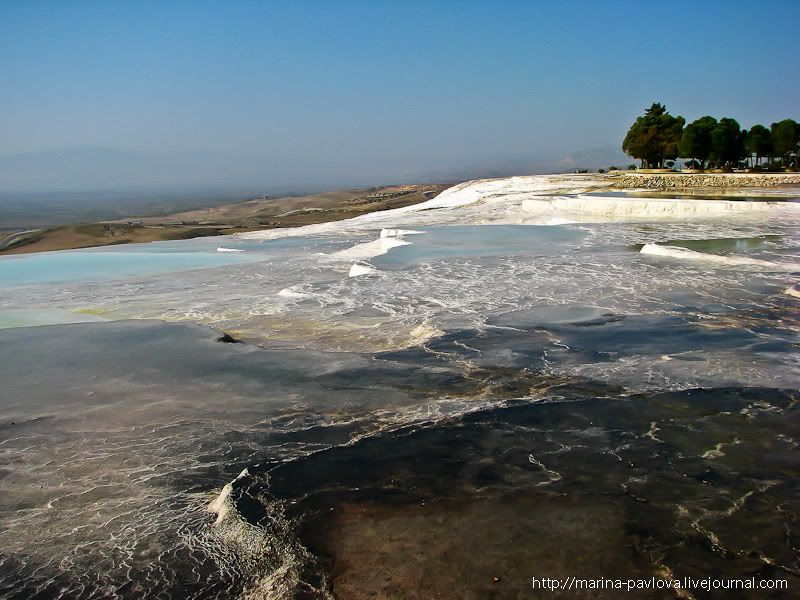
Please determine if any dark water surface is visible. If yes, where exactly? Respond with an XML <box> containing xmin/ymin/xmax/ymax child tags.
<box><xmin>1</xmin><ymin>320</ymin><xmax>798</xmax><ymax>599</ymax></box>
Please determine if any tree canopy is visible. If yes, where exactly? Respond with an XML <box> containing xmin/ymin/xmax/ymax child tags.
<box><xmin>770</xmin><ymin>119</ymin><xmax>800</xmax><ymax>160</ymax></box>
<box><xmin>745</xmin><ymin>125</ymin><xmax>772</xmax><ymax>166</ymax></box>
<box><xmin>677</xmin><ymin>116</ymin><xmax>716</xmax><ymax>169</ymax></box>
<box><xmin>622</xmin><ymin>103</ymin><xmax>685</xmax><ymax>169</ymax></box>
<box><xmin>623</xmin><ymin>104</ymin><xmax>798</xmax><ymax>170</ymax></box>
<box><xmin>710</xmin><ymin>118</ymin><xmax>746</xmax><ymax>168</ymax></box>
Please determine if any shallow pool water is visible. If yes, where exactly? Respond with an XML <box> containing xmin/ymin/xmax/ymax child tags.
<box><xmin>0</xmin><ymin>234</ymin><xmax>345</xmax><ymax>288</ymax></box>
<box><xmin>372</xmin><ymin>224</ymin><xmax>585</xmax><ymax>268</ymax></box>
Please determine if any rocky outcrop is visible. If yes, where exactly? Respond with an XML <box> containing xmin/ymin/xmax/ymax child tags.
<box><xmin>610</xmin><ymin>172</ymin><xmax>800</xmax><ymax>190</ymax></box>
<box><xmin>216</xmin><ymin>332</ymin><xmax>243</xmax><ymax>344</ymax></box>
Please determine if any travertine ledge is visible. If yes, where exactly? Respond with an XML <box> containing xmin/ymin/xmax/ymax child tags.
<box><xmin>609</xmin><ymin>172</ymin><xmax>800</xmax><ymax>190</ymax></box>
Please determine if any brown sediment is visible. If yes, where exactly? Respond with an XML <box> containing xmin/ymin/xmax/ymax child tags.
<box><xmin>304</xmin><ymin>497</ymin><xmax>652</xmax><ymax>599</ymax></box>
<box><xmin>0</xmin><ymin>183</ymin><xmax>449</xmax><ymax>255</ymax></box>
<box><xmin>0</xmin><ymin>223</ymin><xmax>230</xmax><ymax>254</ymax></box>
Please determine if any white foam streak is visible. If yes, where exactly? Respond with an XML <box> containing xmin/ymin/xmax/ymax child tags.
<box><xmin>640</xmin><ymin>244</ymin><xmax>800</xmax><ymax>270</ymax></box>
<box><xmin>336</xmin><ymin>229</ymin><xmax>423</xmax><ymax>277</ymax></box>
<box><xmin>380</xmin><ymin>228</ymin><xmax>424</xmax><ymax>238</ymax></box>
<box><xmin>348</xmin><ymin>262</ymin><xmax>378</xmax><ymax>278</ymax></box>
<box><xmin>208</xmin><ymin>468</ymin><xmax>249</xmax><ymax>526</ymax></box>
<box><xmin>331</xmin><ymin>236</ymin><xmax>410</xmax><ymax>261</ymax></box>
<box><xmin>277</xmin><ymin>287</ymin><xmax>313</xmax><ymax>299</ymax></box>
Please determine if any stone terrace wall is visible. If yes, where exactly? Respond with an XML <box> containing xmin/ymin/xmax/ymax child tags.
<box><xmin>610</xmin><ymin>172</ymin><xmax>800</xmax><ymax>190</ymax></box>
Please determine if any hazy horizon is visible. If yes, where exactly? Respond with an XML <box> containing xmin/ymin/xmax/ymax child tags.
<box><xmin>0</xmin><ymin>143</ymin><xmax>636</xmax><ymax>195</ymax></box>
<box><xmin>1</xmin><ymin>0</ymin><xmax>798</xmax><ymax>194</ymax></box>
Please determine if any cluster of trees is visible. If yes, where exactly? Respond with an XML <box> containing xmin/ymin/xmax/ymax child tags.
<box><xmin>622</xmin><ymin>103</ymin><xmax>800</xmax><ymax>171</ymax></box>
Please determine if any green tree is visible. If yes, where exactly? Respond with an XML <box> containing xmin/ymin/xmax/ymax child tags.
<box><xmin>770</xmin><ymin>119</ymin><xmax>800</xmax><ymax>166</ymax></box>
<box><xmin>710</xmin><ymin>118</ymin><xmax>745</xmax><ymax>169</ymax></box>
<box><xmin>622</xmin><ymin>103</ymin><xmax>685</xmax><ymax>168</ymax></box>
<box><xmin>677</xmin><ymin>116</ymin><xmax>716</xmax><ymax>169</ymax></box>
<box><xmin>745</xmin><ymin>125</ymin><xmax>771</xmax><ymax>167</ymax></box>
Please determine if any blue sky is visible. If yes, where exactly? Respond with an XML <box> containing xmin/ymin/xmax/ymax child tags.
<box><xmin>1</xmin><ymin>0</ymin><xmax>798</xmax><ymax>191</ymax></box>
